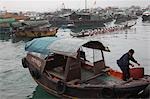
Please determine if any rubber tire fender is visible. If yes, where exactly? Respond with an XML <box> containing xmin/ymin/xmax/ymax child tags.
<box><xmin>101</xmin><ymin>88</ymin><xmax>115</xmax><ymax>98</ymax></box>
<box><xmin>22</xmin><ymin>58</ymin><xmax>28</xmax><ymax>68</ymax></box>
<box><xmin>31</xmin><ymin>69</ymin><xmax>41</xmax><ymax>79</ymax></box>
<box><xmin>56</xmin><ymin>80</ymin><xmax>66</xmax><ymax>95</ymax></box>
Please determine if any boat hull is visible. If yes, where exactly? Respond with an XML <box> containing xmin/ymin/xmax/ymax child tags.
<box><xmin>28</xmin><ymin>65</ymin><xmax>112</xmax><ymax>98</ymax></box>
<box><xmin>14</xmin><ymin>27</ymin><xmax>58</xmax><ymax>37</ymax></box>
<box><xmin>142</xmin><ymin>15</ymin><xmax>150</xmax><ymax>21</ymax></box>
<box><xmin>115</xmin><ymin>84</ymin><xmax>149</xmax><ymax>97</ymax></box>
<box><xmin>26</xmin><ymin>61</ymin><xmax>149</xmax><ymax>98</ymax></box>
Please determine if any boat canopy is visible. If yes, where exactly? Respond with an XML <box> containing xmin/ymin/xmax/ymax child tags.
<box><xmin>25</xmin><ymin>37</ymin><xmax>110</xmax><ymax>57</ymax></box>
<box><xmin>25</xmin><ymin>37</ymin><xmax>59</xmax><ymax>55</ymax></box>
<box><xmin>11</xmin><ymin>20</ymin><xmax>50</xmax><ymax>28</ymax></box>
<box><xmin>48</xmin><ymin>38</ymin><xmax>110</xmax><ymax>58</ymax></box>
<box><xmin>143</xmin><ymin>11</ymin><xmax>150</xmax><ymax>15</ymax></box>
<box><xmin>0</xmin><ymin>18</ymin><xmax>16</xmax><ymax>24</ymax></box>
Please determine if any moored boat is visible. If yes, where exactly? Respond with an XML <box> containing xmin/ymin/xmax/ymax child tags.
<box><xmin>0</xmin><ymin>18</ymin><xmax>16</xmax><ymax>34</ymax></box>
<box><xmin>13</xmin><ymin>27</ymin><xmax>58</xmax><ymax>37</ymax></box>
<box><xmin>22</xmin><ymin>37</ymin><xmax>150</xmax><ymax>98</ymax></box>
<box><xmin>142</xmin><ymin>11</ymin><xmax>150</xmax><ymax>21</ymax></box>
<box><xmin>11</xmin><ymin>20</ymin><xmax>58</xmax><ymax>37</ymax></box>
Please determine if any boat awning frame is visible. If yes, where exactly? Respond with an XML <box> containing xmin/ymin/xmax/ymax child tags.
<box><xmin>25</xmin><ymin>37</ymin><xmax>110</xmax><ymax>58</ymax></box>
<box><xmin>48</xmin><ymin>38</ymin><xmax>110</xmax><ymax>58</ymax></box>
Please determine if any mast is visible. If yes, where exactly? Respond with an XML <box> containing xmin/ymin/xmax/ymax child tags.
<box><xmin>62</xmin><ymin>2</ymin><xmax>65</xmax><ymax>9</ymax></box>
<box><xmin>85</xmin><ymin>0</ymin><xmax>87</xmax><ymax>9</ymax></box>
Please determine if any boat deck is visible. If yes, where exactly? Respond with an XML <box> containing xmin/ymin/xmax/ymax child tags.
<box><xmin>84</xmin><ymin>73</ymin><xmax>123</xmax><ymax>85</ymax></box>
<box><xmin>46</xmin><ymin>66</ymin><xmax>124</xmax><ymax>86</ymax></box>
<box><xmin>47</xmin><ymin>67</ymin><xmax>65</xmax><ymax>79</ymax></box>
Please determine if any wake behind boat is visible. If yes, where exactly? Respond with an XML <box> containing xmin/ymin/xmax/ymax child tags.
<box><xmin>22</xmin><ymin>37</ymin><xmax>150</xmax><ymax>98</ymax></box>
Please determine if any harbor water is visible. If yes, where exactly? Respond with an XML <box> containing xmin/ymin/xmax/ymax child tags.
<box><xmin>0</xmin><ymin>18</ymin><xmax>150</xmax><ymax>99</ymax></box>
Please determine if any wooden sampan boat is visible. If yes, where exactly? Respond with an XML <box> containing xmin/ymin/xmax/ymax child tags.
<box><xmin>22</xmin><ymin>37</ymin><xmax>150</xmax><ymax>98</ymax></box>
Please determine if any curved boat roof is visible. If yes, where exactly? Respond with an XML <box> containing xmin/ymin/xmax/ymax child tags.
<box><xmin>25</xmin><ymin>37</ymin><xmax>110</xmax><ymax>58</ymax></box>
<box><xmin>11</xmin><ymin>20</ymin><xmax>50</xmax><ymax>28</ymax></box>
<box><xmin>0</xmin><ymin>18</ymin><xmax>16</xmax><ymax>24</ymax></box>
<box><xmin>25</xmin><ymin>37</ymin><xmax>59</xmax><ymax>55</ymax></box>
<box><xmin>143</xmin><ymin>11</ymin><xmax>150</xmax><ymax>15</ymax></box>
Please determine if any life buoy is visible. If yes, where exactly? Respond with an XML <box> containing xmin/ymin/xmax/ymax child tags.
<box><xmin>22</xmin><ymin>58</ymin><xmax>28</xmax><ymax>68</ymax></box>
<box><xmin>56</xmin><ymin>80</ymin><xmax>66</xmax><ymax>95</ymax></box>
<box><xmin>101</xmin><ymin>88</ymin><xmax>115</xmax><ymax>98</ymax></box>
<box><xmin>31</xmin><ymin>69</ymin><xmax>41</xmax><ymax>79</ymax></box>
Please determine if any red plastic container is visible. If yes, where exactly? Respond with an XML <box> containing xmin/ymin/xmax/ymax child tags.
<box><xmin>130</xmin><ymin>67</ymin><xmax>144</xmax><ymax>79</ymax></box>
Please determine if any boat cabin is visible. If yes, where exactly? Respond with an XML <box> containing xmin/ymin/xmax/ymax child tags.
<box><xmin>25</xmin><ymin>37</ymin><xmax>110</xmax><ymax>82</ymax></box>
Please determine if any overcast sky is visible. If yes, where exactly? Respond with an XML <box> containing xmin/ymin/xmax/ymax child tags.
<box><xmin>0</xmin><ymin>0</ymin><xmax>149</xmax><ymax>12</ymax></box>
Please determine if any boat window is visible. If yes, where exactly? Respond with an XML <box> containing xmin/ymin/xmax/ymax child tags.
<box><xmin>80</xmin><ymin>50</ymin><xmax>86</xmax><ymax>61</ymax></box>
<box><xmin>43</xmin><ymin>54</ymin><xmax>68</xmax><ymax>80</ymax></box>
<box><xmin>45</xmin><ymin>54</ymin><xmax>67</xmax><ymax>71</ymax></box>
<box><xmin>81</xmin><ymin>47</ymin><xmax>103</xmax><ymax>63</ymax></box>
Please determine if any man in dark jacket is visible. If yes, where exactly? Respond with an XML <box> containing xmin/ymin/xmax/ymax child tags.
<box><xmin>117</xmin><ymin>49</ymin><xmax>140</xmax><ymax>81</ymax></box>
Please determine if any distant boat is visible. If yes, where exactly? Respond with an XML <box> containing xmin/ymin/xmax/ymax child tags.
<box><xmin>0</xmin><ymin>18</ymin><xmax>16</xmax><ymax>34</ymax></box>
<box><xmin>61</xmin><ymin>22</ymin><xmax>75</xmax><ymax>29</ymax></box>
<box><xmin>142</xmin><ymin>11</ymin><xmax>150</xmax><ymax>21</ymax></box>
<box><xmin>70</xmin><ymin>22</ymin><xmax>136</xmax><ymax>37</ymax></box>
<box><xmin>22</xmin><ymin>37</ymin><xmax>150</xmax><ymax>98</ymax></box>
<box><xmin>0</xmin><ymin>12</ymin><xmax>29</xmax><ymax>21</ymax></box>
<box><xmin>70</xmin><ymin>29</ymin><xmax>90</xmax><ymax>37</ymax></box>
<box><xmin>11</xmin><ymin>20</ymin><xmax>58</xmax><ymax>37</ymax></box>
<box><xmin>49</xmin><ymin>12</ymin><xmax>105</xmax><ymax>28</ymax></box>
<box><xmin>114</xmin><ymin>12</ymin><xmax>138</xmax><ymax>24</ymax></box>
<box><xmin>72</xmin><ymin>20</ymin><xmax>105</xmax><ymax>27</ymax></box>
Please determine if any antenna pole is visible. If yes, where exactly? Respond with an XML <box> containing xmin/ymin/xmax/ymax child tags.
<box><xmin>85</xmin><ymin>0</ymin><xmax>87</xmax><ymax>9</ymax></box>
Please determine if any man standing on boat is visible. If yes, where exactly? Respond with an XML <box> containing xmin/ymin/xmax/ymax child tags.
<box><xmin>117</xmin><ymin>49</ymin><xmax>140</xmax><ymax>81</ymax></box>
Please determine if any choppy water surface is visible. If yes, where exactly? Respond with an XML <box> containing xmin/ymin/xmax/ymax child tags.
<box><xmin>0</xmin><ymin>18</ymin><xmax>150</xmax><ymax>99</ymax></box>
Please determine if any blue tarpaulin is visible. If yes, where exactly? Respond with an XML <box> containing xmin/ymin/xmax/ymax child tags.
<box><xmin>25</xmin><ymin>37</ymin><xmax>59</xmax><ymax>55</ymax></box>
